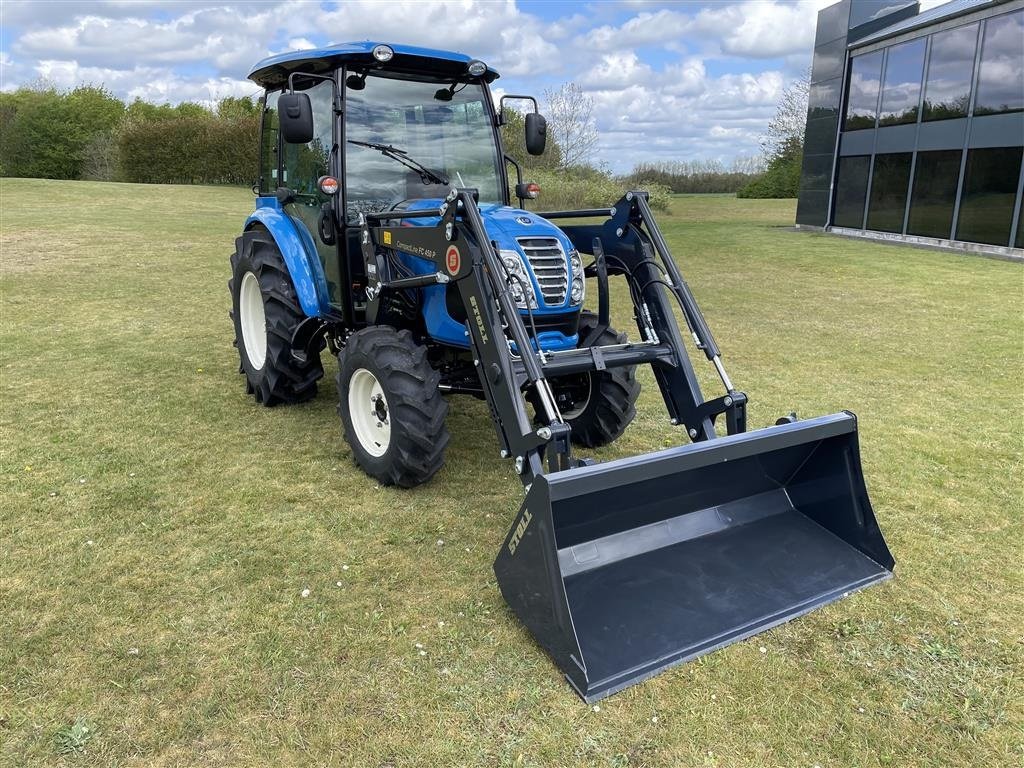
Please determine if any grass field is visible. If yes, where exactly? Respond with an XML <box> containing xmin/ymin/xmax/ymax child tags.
<box><xmin>1</xmin><ymin>178</ymin><xmax>1022</xmax><ymax>767</ymax></box>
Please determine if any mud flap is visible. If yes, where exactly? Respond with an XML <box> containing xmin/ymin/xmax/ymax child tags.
<box><xmin>494</xmin><ymin>411</ymin><xmax>895</xmax><ymax>702</ymax></box>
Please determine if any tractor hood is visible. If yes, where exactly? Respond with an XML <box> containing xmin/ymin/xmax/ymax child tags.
<box><xmin>400</xmin><ymin>199</ymin><xmax>575</xmax><ymax>257</ymax></box>
<box><xmin>395</xmin><ymin>198</ymin><xmax>582</xmax><ymax>351</ymax></box>
<box><xmin>478</xmin><ymin>205</ymin><xmax>576</xmax><ymax>256</ymax></box>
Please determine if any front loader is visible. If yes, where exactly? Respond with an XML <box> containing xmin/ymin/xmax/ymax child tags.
<box><xmin>231</xmin><ymin>42</ymin><xmax>895</xmax><ymax>702</ymax></box>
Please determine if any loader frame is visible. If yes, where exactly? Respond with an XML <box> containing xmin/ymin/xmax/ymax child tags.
<box><xmin>360</xmin><ymin>187</ymin><xmax>748</xmax><ymax>485</ymax></box>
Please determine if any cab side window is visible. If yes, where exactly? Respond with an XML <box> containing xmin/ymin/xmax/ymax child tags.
<box><xmin>259</xmin><ymin>90</ymin><xmax>280</xmax><ymax>194</ymax></box>
<box><xmin>282</xmin><ymin>79</ymin><xmax>334</xmax><ymax>195</ymax></box>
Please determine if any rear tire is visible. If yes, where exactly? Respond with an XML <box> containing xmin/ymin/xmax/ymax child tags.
<box><xmin>229</xmin><ymin>229</ymin><xmax>323</xmax><ymax>405</ymax></box>
<box><xmin>557</xmin><ymin>312</ymin><xmax>640</xmax><ymax>447</ymax></box>
<box><xmin>337</xmin><ymin>327</ymin><xmax>449</xmax><ymax>487</ymax></box>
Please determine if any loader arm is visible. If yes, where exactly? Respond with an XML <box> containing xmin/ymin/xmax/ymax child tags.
<box><xmin>360</xmin><ymin>190</ymin><xmax>749</xmax><ymax>483</ymax></box>
<box><xmin>360</xmin><ymin>189</ymin><xmax>573</xmax><ymax>483</ymax></box>
<box><xmin>547</xmin><ymin>191</ymin><xmax>748</xmax><ymax>440</ymax></box>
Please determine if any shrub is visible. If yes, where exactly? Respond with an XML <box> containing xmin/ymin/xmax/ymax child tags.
<box><xmin>737</xmin><ymin>138</ymin><xmax>802</xmax><ymax>199</ymax></box>
<box><xmin>117</xmin><ymin>113</ymin><xmax>258</xmax><ymax>185</ymax></box>
<box><xmin>519</xmin><ymin>167</ymin><xmax>671</xmax><ymax>213</ymax></box>
<box><xmin>621</xmin><ymin>159</ymin><xmax>764</xmax><ymax>194</ymax></box>
<box><xmin>0</xmin><ymin>85</ymin><xmax>123</xmax><ymax>180</ymax></box>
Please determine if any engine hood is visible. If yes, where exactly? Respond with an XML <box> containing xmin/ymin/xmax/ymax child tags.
<box><xmin>400</xmin><ymin>199</ymin><xmax>573</xmax><ymax>254</ymax></box>
<box><xmin>391</xmin><ymin>198</ymin><xmax>581</xmax><ymax>351</ymax></box>
<box><xmin>477</xmin><ymin>205</ymin><xmax>575</xmax><ymax>254</ymax></box>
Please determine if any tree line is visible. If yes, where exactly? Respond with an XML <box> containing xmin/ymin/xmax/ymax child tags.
<box><xmin>0</xmin><ymin>84</ymin><xmax>260</xmax><ymax>185</ymax></box>
<box><xmin>619</xmin><ymin>158</ymin><xmax>766</xmax><ymax>195</ymax></box>
<box><xmin>0</xmin><ymin>76</ymin><xmax>810</xmax><ymax>200</ymax></box>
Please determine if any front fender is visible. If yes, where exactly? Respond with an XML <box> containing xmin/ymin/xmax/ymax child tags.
<box><xmin>245</xmin><ymin>197</ymin><xmax>331</xmax><ymax>318</ymax></box>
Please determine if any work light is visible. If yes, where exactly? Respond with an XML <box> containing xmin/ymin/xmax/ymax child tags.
<box><xmin>570</xmin><ymin>277</ymin><xmax>584</xmax><ymax>304</ymax></box>
<box><xmin>372</xmin><ymin>44</ymin><xmax>394</xmax><ymax>62</ymax></box>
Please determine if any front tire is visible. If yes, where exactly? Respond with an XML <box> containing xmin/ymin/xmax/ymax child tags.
<box><xmin>229</xmin><ymin>230</ymin><xmax>323</xmax><ymax>405</ymax></box>
<box><xmin>337</xmin><ymin>327</ymin><xmax>449</xmax><ymax>487</ymax></box>
<box><xmin>555</xmin><ymin>312</ymin><xmax>640</xmax><ymax>447</ymax></box>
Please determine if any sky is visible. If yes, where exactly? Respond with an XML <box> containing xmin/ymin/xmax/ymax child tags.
<box><xmin>0</xmin><ymin>0</ymin><xmax>945</xmax><ymax>171</ymax></box>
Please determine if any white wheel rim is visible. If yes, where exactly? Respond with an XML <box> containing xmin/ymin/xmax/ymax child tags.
<box><xmin>560</xmin><ymin>374</ymin><xmax>592</xmax><ymax>420</ymax></box>
<box><xmin>239</xmin><ymin>270</ymin><xmax>267</xmax><ymax>370</ymax></box>
<box><xmin>348</xmin><ymin>368</ymin><xmax>391</xmax><ymax>457</ymax></box>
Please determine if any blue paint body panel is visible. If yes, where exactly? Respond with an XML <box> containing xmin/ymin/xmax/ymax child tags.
<box><xmin>399</xmin><ymin>200</ymin><xmax>581</xmax><ymax>351</ymax></box>
<box><xmin>245</xmin><ymin>197</ymin><xmax>580</xmax><ymax>351</ymax></box>
<box><xmin>249</xmin><ymin>42</ymin><xmax>499</xmax><ymax>86</ymax></box>
<box><xmin>246</xmin><ymin>197</ymin><xmax>331</xmax><ymax>318</ymax></box>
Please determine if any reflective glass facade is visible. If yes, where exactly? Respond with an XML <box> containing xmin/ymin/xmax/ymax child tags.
<box><xmin>867</xmin><ymin>153</ymin><xmax>913</xmax><ymax>231</ymax></box>
<box><xmin>907</xmin><ymin>150</ymin><xmax>962</xmax><ymax>237</ymax></box>
<box><xmin>922</xmin><ymin>23</ymin><xmax>977</xmax><ymax>121</ymax></box>
<box><xmin>879</xmin><ymin>40</ymin><xmax>926</xmax><ymax>125</ymax></box>
<box><xmin>974</xmin><ymin>11</ymin><xmax>1024</xmax><ymax>115</ymax></box>
<box><xmin>845</xmin><ymin>52</ymin><xmax>884</xmax><ymax>130</ymax></box>
<box><xmin>834</xmin><ymin>156</ymin><xmax>872</xmax><ymax>227</ymax></box>
<box><xmin>955</xmin><ymin>147</ymin><xmax>1024</xmax><ymax>245</ymax></box>
<box><xmin>797</xmin><ymin>1</ymin><xmax>1024</xmax><ymax>250</ymax></box>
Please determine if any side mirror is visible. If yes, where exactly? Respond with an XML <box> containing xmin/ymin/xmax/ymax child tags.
<box><xmin>279</xmin><ymin>92</ymin><xmax>314</xmax><ymax>144</ymax></box>
<box><xmin>525</xmin><ymin>112</ymin><xmax>547</xmax><ymax>156</ymax></box>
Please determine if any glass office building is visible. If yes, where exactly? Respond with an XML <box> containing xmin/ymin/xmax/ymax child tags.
<box><xmin>796</xmin><ymin>0</ymin><xmax>1024</xmax><ymax>254</ymax></box>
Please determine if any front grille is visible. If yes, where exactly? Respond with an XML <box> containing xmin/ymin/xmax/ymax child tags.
<box><xmin>517</xmin><ymin>237</ymin><xmax>568</xmax><ymax>305</ymax></box>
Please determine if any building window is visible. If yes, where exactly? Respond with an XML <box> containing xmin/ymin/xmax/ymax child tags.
<box><xmin>879</xmin><ymin>39</ymin><xmax>926</xmax><ymax>126</ymax></box>
<box><xmin>907</xmin><ymin>150</ymin><xmax>962</xmax><ymax>239</ymax></box>
<box><xmin>844</xmin><ymin>51</ymin><xmax>884</xmax><ymax>131</ymax></box>
<box><xmin>866</xmin><ymin>153</ymin><xmax>913</xmax><ymax>233</ymax></box>
<box><xmin>974</xmin><ymin>10</ymin><xmax>1024</xmax><ymax>116</ymax></box>
<box><xmin>849</xmin><ymin>0</ymin><xmax>915</xmax><ymax>28</ymax></box>
<box><xmin>808</xmin><ymin>79</ymin><xmax>842</xmax><ymax>121</ymax></box>
<box><xmin>955</xmin><ymin>147</ymin><xmax>1024</xmax><ymax>246</ymax></box>
<box><xmin>922</xmin><ymin>23</ymin><xmax>977</xmax><ymax>121</ymax></box>
<box><xmin>833</xmin><ymin>156</ymin><xmax>871</xmax><ymax>227</ymax></box>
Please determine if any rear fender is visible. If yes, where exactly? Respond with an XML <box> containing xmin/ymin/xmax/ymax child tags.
<box><xmin>245</xmin><ymin>197</ymin><xmax>331</xmax><ymax>318</ymax></box>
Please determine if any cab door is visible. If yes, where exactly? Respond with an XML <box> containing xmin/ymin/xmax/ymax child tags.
<box><xmin>277</xmin><ymin>78</ymin><xmax>346</xmax><ymax>315</ymax></box>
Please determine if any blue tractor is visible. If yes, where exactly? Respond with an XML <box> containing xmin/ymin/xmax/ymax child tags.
<box><xmin>231</xmin><ymin>43</ymin><xmax>894</xmax><ymax>702</ymax></box>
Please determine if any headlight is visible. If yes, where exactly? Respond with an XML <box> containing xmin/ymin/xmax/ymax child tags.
<box><xmin>571</xmin><ymin>277</ymin><xmax>584</xmax><ymax>304</ymax></box>
<box><xmin>501</xmin><ymin>254</ymin><xmax>522</xmax><ymax>274</ymax></box>
<box><xmin>569</xmin><ymin>250</ymin><xmax>583</xmax><ymax>275</ymax></box>
<box><xmin>499</xmin><ymin>250</ymin><xmax>534</xmax><ymax>309</ymax></box>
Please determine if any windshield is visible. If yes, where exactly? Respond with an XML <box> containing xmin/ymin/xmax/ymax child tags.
<box><xmin>344</xmin><ymin>74</ymin><xmax>503</xmax><ymax>222</ymax></box>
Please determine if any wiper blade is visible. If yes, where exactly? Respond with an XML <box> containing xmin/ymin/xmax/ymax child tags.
<box><xmin>348</xmin><ymin>139</ymin><xmax>449</xmax><ymax>186</ymax></box>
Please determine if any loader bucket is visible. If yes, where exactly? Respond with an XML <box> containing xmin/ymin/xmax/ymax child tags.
<box><xmin>494</xmin><ymin>411</ymin><xmax>894</xmax><ymax>702</ymax></box>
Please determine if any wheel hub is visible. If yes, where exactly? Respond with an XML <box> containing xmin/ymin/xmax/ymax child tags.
<box><xmin>349</xmin><ymin>368</ymin><xmax>391</xmax><ymax>457</ymax></box>
<box><xmin>238</xmin><ymin>270</ymin><xmax>267</xmax><ymax>370</ymax></box>
<box><xmin>555</xmin><ymin>372</ymin><xmax>592</xmax><ymax>420</ymax></box>
<box><xmin>372</xmin><ymin>393</ymin><xmax>389</xmax><ymax>424</ymax></box>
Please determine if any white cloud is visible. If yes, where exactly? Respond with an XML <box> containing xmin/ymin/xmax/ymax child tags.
<box><xmin>584</xmin><ymin>9</ymin><xmax>693</xmax><ymax>51</ymax></box>
<box><xmin>33</xmin><ymin>59</ymin><xmax>254</xmax><ymax>106</ymax></box>
<box><xmin>581</xmin><ymin>1</ymin><xmax>835</xmax><ymax>59</ymax></box>
<box><xmin>693</xmin><ymin>2</ymin><xmax>819</xmax><ymax>59</ymax></box>
<box><xmin>0</xmin><ymin>0</ymin><xmax>853</xmax><ymax>168</ymax></box>
<box><xmin>578</xmin><ymin>52</ymin><xmax>654</xmax><ymax>90</ymax></box>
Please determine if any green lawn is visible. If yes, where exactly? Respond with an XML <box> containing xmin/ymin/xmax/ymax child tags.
<box><xmin>1</xmin><ymin>179</ymin><xmax>1021</xmax><ymax>767</ymax></box>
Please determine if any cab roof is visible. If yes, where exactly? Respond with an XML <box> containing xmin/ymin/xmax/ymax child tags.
<box><xmin>248</xmin><ymin>42</ymin><xmax>500</xmax><ymax>88</ymax></box>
